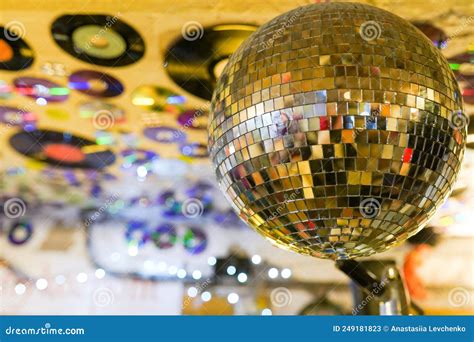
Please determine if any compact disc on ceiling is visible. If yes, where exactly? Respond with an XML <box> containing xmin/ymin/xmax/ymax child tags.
<box><xmin>0</xmin><ymin>27</ymin><xmax>34</xmax><ymax>71</ymax></box>
<box><xmin>177</xmin><ymin>109</ymin><xmax>208</xmax><ymax>130</ymax></box>
<box><xmin>0</xmin><ymin>106</ymin><xmax>37</xmax><ymax>127</ymax></box>
<box><xmin>69</xmin><ymin>70</ymin><xmax>124</xmax><ymax>98</ymax></box>
<box><xmin>412</xmin><ymin>22</ymin><xmax>447</xmax><ymax>49</ymax></box>
<box><xmin>79</xmin><ymin>101</ymin><xmax>126</xmax><ymax>123</ymax></box>
<box><xmin>131</xmin><ymin>85</ymin><xmax>185</xmax><ymax>113</ymax></box>
<box><xmin>13</xmin><ymin>77</ymin><xmax>70</xmax><ymax>103</ymax></box>
<box><xmin>164</xmin><ymin>24</ymin><xmax>257</xmax><ymax>100</ymax></box>
<box><xmin>9</xmin><ymin>129</ymin><xmax>116</xmax><ymax>169</ymax></box>
<box><xmin>51</xmin><ymin>14</ymin><xmax>145</xmax><ymax>67</ymax></box>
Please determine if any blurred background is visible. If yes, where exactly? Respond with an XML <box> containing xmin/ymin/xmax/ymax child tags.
<box><xmin>0</xmin><ymin>0</ymin><xmax>472</xmax><ymax>315</ymax></box>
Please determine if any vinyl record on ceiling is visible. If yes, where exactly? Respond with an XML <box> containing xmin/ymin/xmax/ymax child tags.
<box><xmin>164</xmin><ymin>24</ymin><xmax>257</xmax><ymax>100</ymax></box>
<box><xmin>0</xmin><ymin>27</ymin><xmax>34</xmax><ymax>71</ymax></box>
<box><xmin>9</xmin><ymin>129</ymin><xmax>116</xmax><ymax>169</ymax></box>
<box><xmin>51</xmin><ymin>14</ymin><xmax>145</xmax><ymax>67</ymax></box>
<box><xmin>0</xmin><ymin>105</ymin><xmax>37</xmax><ymax>127</ymax></box>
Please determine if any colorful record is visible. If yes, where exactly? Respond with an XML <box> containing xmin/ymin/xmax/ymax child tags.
<box><xmin>183</xmin><ymin>227</ymin><xmax>207</xmax><ymax>254</ymax></box>
<box><xmin>79</xmin><ymin>101</ymin><xmax>125</xmax><ymax>122</ymax></box>
<box><xmin>0</xmin><ymin>27</ymin><xmax>34</xmax><ymax>71</ymax></box>
<box><xmin>51</xmin><ymin>14</ymin><xmax>145</xmax><ymax>67</ymax></box>
<box><xmin>0</xmin><ymin>106</ymin><xmax>37</xmax><ymax>127</ymax></box>
<box><xmin>177</xmin><ymin>109</ymin><xmax>208</xmax><ymax>129</ymax></box>
<box><xmin>143</xmin><ymin>126</ymin><xmax>186</xmax><ymax>143</ymax></box>
<box><xmin>151</xmin><ymin>224</ymin><xmax>178</xmax><ymax>249</ymax></box>
<box><xmin>131</xmin><ymin>85</ymin><xmax>185</xmax><ymax>113</ymax></box>
<box><xmin>13</xmin><ymin>77</ymin><xmax>69</xmax><ymax>103</ymax></box>
<box><xmin>164</xmin><ymin>24</ymin><xmax>257</xmax><ymax>100</ymax></box>
<box><xmin>9</xmin><ymin>129</ymin><xmax>116</xmax><ymax>169</ymax></box>
<box><xmin>8</xmin><ymin>221</ymin><xmax>33</xmax><ymax>245</ymax></box>
<box><xmin>121</xmin><ymin>149</ymin><xmax>158</xmax><ymax>167</ymax></box>
<box><xmin>125</xmin><ymin>220</ymin><xmax>149</xmax><ymax>247</ymax></box>
<box><xmin>69</xmin><ymin>70</ymin><xmax>124</xmax><ymax>98</ymax></box>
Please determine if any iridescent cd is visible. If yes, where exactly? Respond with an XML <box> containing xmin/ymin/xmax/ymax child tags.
<box><xmin>412</xmin><ymin>22</ymin><xmax>447</xmax><ymax>49</ymax></box>
<box><xmin>180</xmin><ymin>143</ymin><xmax>208</xmax><ymax>158</ymax></box>
<box><xmin>79</xmin><ymin>101</ymin><xmax>125</xmax><ymax>122</ymax></box>
<box><xmin>0</xmin><ymin>27</ymin><xmax>34</xmax><ymax>71</ymax></box>
<box><xmin>177</xmin><ymin>109</ymin><xmax>208</xmax><ymax>130</ymax></box>
<box><xmin>131</xmin><ymin>85</ymin><xmax>185</xmax><ymax>113</ymax></box>
<box><xmin>183</xmin><ymin>228</ymin><xmax>207</xmax><ymax>254</ymax></box>
<box><xmin>14</xmin><ymin>77</ymin><xmax>69</xmax><ymax>102</ymax></box>
<box><xmin>0</xmin><ymin>106</ymin><xmax>37</xmax><ymax>127</ymax></box>
<box><xmin>143</xmin><ymin>126</ymin><xmax>186</xmax><ymax>143</ymax></box>
<box><xmin>0</xmin><ymin>80</ymin><xmax>13</xmax><ymax>99</ymax></box>
<box><xmin>151</xmin><ymin>224</ymin><xmax>177</xmax><ymax>249</ymax></box>
<box><xmin>51</xmin><ymin>14</ymin><xmax>145</xmax><ymax>67</ymax></box>
<box><xmin>69</xmin><ymin>70</ymin><xmax>124</xmax><ymax>98</ymax></box>
<box><xmin>121</xmin><ymin>149</ymin><xmax>158</xmax><ymax>167</ymax></box>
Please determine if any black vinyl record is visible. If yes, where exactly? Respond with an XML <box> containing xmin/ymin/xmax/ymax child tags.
<box><xmin>10</xmin><ymin>129</ymin><xmax>115</xmax><ymax>169</ymax></box>
<box><xmin>0</xmin><ymin>27</ymin><xmax>34</xmax><ymax>71</ymax></box>
<box><xmin>164</xmin><ymin>24</ymin><xmax>256</xmax><ymax>100</ymax></box>
<box><xmin>51</xmin><ymin>14</ymin><xmax>145</xmax><ymax>67</ymax></box>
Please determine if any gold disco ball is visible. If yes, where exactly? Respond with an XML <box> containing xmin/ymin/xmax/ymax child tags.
<box><xmin>208</xmin><ymin>3</ymin><xmax>467</xmax><ymax>259</ymax></box>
